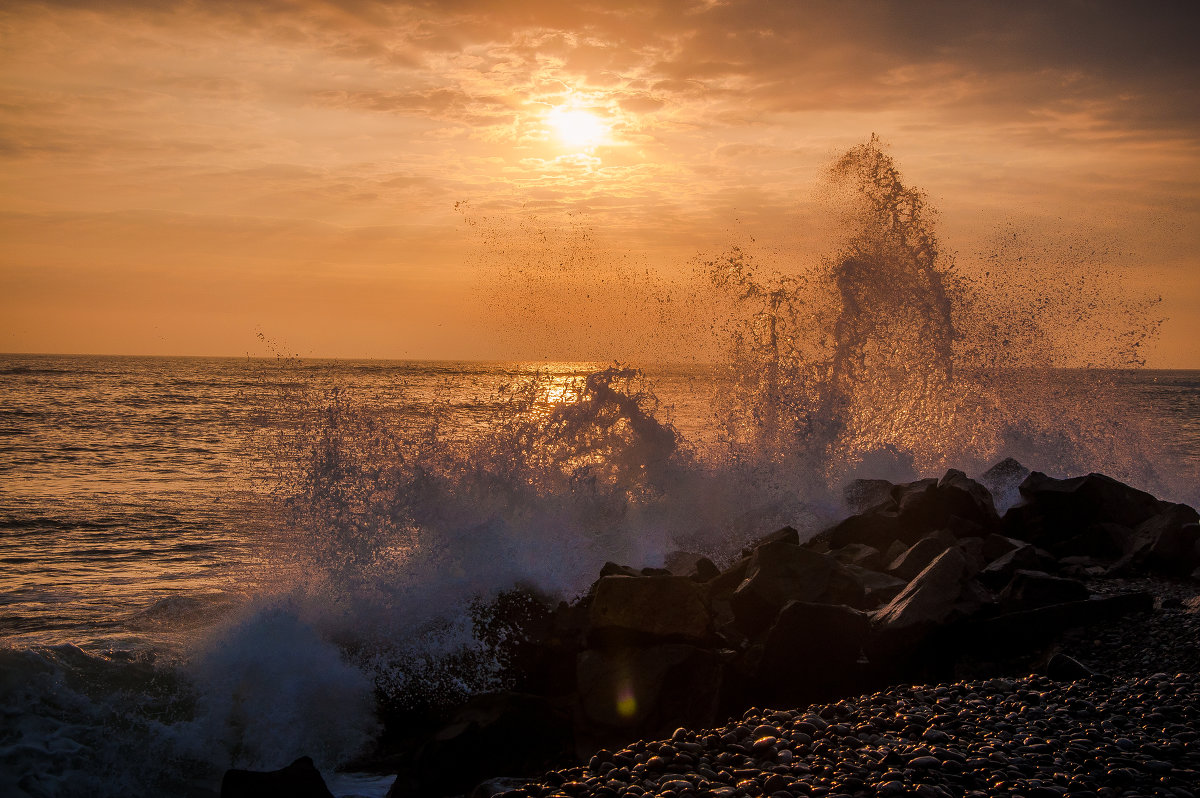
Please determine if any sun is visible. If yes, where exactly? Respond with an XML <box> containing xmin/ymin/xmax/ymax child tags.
<box><xmin>547</xmin><ymin>106</ymin><xmax>608</xmax><ymax>149</ymax></box>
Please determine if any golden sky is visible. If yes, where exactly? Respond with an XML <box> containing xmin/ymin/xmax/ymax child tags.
<box><xmin>2</xmin><ymin>0</ymin><xmax>1198</xmax><ymax>365</ymax></box>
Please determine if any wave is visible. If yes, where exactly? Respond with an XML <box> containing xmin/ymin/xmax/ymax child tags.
<box><xmin>6</xmin><ymin>137</ymin><xmax>1189</xmax><ymax>795</ymax></box>
<box><xmin>216</xmin><ymin>139</ymin><xmax>1186</xmax><ymax>721</ymax></box>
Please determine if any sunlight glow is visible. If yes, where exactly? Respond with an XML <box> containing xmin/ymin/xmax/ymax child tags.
<box><xmin>548</xmin><ymin>107</ymin><xmax>608</xmax><ymax>149</ymax></box>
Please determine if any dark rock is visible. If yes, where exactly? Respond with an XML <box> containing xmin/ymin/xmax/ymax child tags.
<box><xmin>822</xmin><ymin>472</ymin><xmax>1001</xmax><ymax>553</ymax></box>
<box><xmin>821</xmin><ymin>510</ymin><xmax>906</xmax><ymax>553</ymax></box>
<box><xmin>600</xmin><ymin>562</ymin><xmax>642</xmax><ymax>578</ymax></box>
<box><xmin>884</xmin><ymin>539</ymin><xmax>908</xmax><ymax>564</ymax></box>
<box><xmin>389</xmin><ymin>693</ymin><xmax>574</xmax><ymax>798</ymax></box>
<box><xmin>472</xmin><ymin>586</ymin><xmax>562</xmax><ymax>694</ymax></box>
<box><xmin>755</xmin><ymin>601</ymin><xmax>870</xmax><ymax>705</ymax></box>
<box><xmin>831</xmin><ymin>543</ymin><xmax>884</xmax><ymax>571</ymax></box>
<box><xmin>731</xmin><ymin>541</ymin><xmax>865</xmax><ymax>635</ymax></box>
<box><xmin>1002</xmin><ymin>472</ymin><xmax>1172</xmax><ymax>556</ymax></box>
<box><xmin>844</xmin><ymin>565</ymin><xmax>908</xmax><ymax>609</ymax></box>
<box><xmin>964</xmin><ymin>592</ymin><xmax>1155</xmax><ymax>653</ymax></box>
<box><xmin>978</xmin><ymin>457</ymin><xmax>1030</xmax><ymax>508</ymax></box>
<box><xmin>893</xmin><ymin>470</ymin><xmax>1001</xmax><ymax>538</ymax></box>
<box><xmin>978</xmin><ymin>545</ymin><xmax>1054</xmax><ymax>590</ymax></box>
<box><xmin>997</xmin><ymin>570</ymin><xmax>1090</xmax><ymax>612</ymax></box>
<box><xmin>843</xmin><ymin>478</ymin><xmax>896</xmax><ymax>513</ymax></box>
<box><xmin>956</xmin><ymin>536</ymin><xmax>987</xmax><ymax>573</ymax></box>
<box><xmin>664</xmin><ymin>551</ymin><xmax>721</xmax><ymax>582</ymax></box>
<box><xmin>742</xmin><ymin>526</ymin><xmax>800</xmax><ymax>556</ymax></box>
<box><xmin>221</xmin><ymin>757</ymin><xmax>335</xmax><ymax>798</ymax></box>
<box><xmin>589</xmin><ymin>575</ymin><xmax>710</xmax><ymax>644</ymax></box>
<box><xmin>872</xmin><ymin>548</ymin><xmax>987</xmax><ymax>639</ymax></box>
<box><xmin>981</xmin><ymin>533</ymin><xmax>1027</xmax><ymax>562</ymax></box>
<box><xmin>886</xmin><ymin>530</ymin><xmax>958</xmax><ymax>581</ymax></box>
<box><xmin>1139</xmin><ymin>507</ymin><xmax>1200</xmax><ymax>576</ymax></box>
<box><xmin>706</xmin><ymin>556</ymin><xmax>750</xmax><ymax>601</ymax></box>
<box><xmin>576</xmin><ymin>644</ymin><xmax>723</xmax><ymax>751</ymax></box>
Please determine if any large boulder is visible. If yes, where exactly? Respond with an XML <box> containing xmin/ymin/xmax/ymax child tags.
<box><xmin>996</xmin><ymin>570</ymin><xmax>1090</xmax><ymax>612</ymax></box>
<box><xmin>844</xmin><ymin>565</ymin><xmax>909</xmax><ymax>608</ymax></box>
<box><xmin>222</xmin><ymin>757</ymin><xmax>335</xmax><ymax>798</ymax></box>
<box><xmin>821</xmin><ymin>470</ymin><xmax>1001</xmax><ymax>552</ymax></box>
<box><xmin>872</xmin><ymin>547</ymin><xmax>987</xmax><ymax>639</ymax></box>
<box><xmin>963</xmin><ymin>592</ymin><xmax>1154</xmax><ymax>654</ymax></box>
<box><xmin>843</xmin><ymin>478</ymin><xmax>896</xmax><ymax>512</ymax></box>
<box><xmin>575</xmin><ymin>644</ymin><xmax>723</xmax><ymax>751</ymax></box>
<box><xmin>821</xmin><ymin>509</ymin><xmax>907</xmax><ymax>552</ymax></box>
<box><xmin>386</xmin><ymin>693</ymin><xmax>574</xmax><ymax>798</ymax></box>
<box><xmin>886</xmin><ymin>530</ymin><xmax>958</xmax><ymax>581</ymax></box>
<box><xmin>1002</xmin><ymin>471</ymin><xmax>1173</xmax><ymax>556</ymax></box>
<box><xmin>730</xmin><ymin>540</ymin><xmax>865</xmax><ymax>635</ymax></box>
<box><xmin>894</xmin><ymin>470</ymin><xmax>1001</xmax><ymax>538</ymax></box>
<box><xmin>589</xmin><ymin>575</ymin><xmax>710</xmax><ymax>644</ymax></box>
<box><xmin>977</xmin><ymin>544</ymin><xmax>1055</xmax><ymax>590</ymax></box>
<box><xmin>754</xmin><ymin>601</ymin><xmax>871</xmax><ymax>704</ymax></box>
<box><xmin>831</xmin><ymin>542</ymin><xmax>885</xmax><ymax>571</ymax></box>
<box><xmin>1136</xmin><ymin>506</ymin><xmax>1200</xmax><ymax>577</ymax></box>
<box><xmin>663</xmin><ymin>551</ymin><xmax>721</xmax><ymax>582</ymax></box>
<box><xmin>978</xmin><ymin>457</ymin><xmax>1031</xmax><ymax>511</ymax></box>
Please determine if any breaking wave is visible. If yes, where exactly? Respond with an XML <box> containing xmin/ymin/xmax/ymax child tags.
<box><xmin>13</xmin><ymin>138</ymin><xmax>1180</xmax><ymax>796</ymax></box>
<box><xmin>231</xmin><ymin>137</ymin><xmax>1181</xmax><ymax>720</ymax></box>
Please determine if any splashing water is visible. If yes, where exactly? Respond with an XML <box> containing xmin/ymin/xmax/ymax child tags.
<box><xmin>211</xmin><ymin>137</ymin><xmax>1183</xmax><ymax>760</ymax></box>
<box><xmin>705</xmin><ymin>135</ymin><xmax>1168</xmax><ymax>491</ymax></box>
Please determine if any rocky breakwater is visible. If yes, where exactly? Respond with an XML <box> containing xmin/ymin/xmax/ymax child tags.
<box><xmin>226</xmin><ymin>463</ymin><xmax>1200</xmax><ymax>797</ymax></box>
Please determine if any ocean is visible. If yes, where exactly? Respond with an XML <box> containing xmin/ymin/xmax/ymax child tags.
<box><xmin>0</xmin><ymin>353</ymin><xmax>1197</xmax><ymax>797</ymax></box>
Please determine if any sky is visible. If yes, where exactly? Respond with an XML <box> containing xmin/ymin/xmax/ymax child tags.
<box><xmin>1</xmin><ymin>0</ymin><xmax>1198</xmax><ymax>366</ymax></box>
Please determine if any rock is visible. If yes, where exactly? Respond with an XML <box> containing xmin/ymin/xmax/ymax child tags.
<box><xmin>731</xmin><ymin>540</ymin><xmax>865</xmax><ymax>635</ymax></box>
<box><xmin>471</xmin><ymin>586</ymin><xmax>562</xmax><ymax>694</ymax></box>
<box><xmin>978</xmin><ymin>457</ymin><xmax>1030</xmax><ymax>510</ymax></box>
<box><xmin>741</xmin><ymin>526</ymin><xmax>800</xmax><ymax>556</ymax></box>
<box><xmin>964</xmin><ymin>592</ymin><xmax>1155</xmax><ymax>653</ymax></box>
<box><xmin>821</xmin><ymin>509</ymin><xmax>907</xmax><ymax>553</ymax></box>
<box><xmin>822</xmin><ymin>471</ymin><xmax>1001</xmax><ymax>553</ymax></box>
<box><xmin>956</xmin><ymin>536</ymin><xmax>987</xmax><ymax>573</ymax></box>
<box><xmin>844</xmin><ymin>565</ymin><xmax>909</xmax><ymax>608</ymax></box>
<box><xmin>843</xmin><ymin>478</ymin><xmax>896</xmax><ymax>513</ymax></box>
<box><xmin>831</xmin><ymin>542</ymin><xmax>884</xmax><ymax>571</ymax></box>
<box><xmin>576</xmin><ymin>644</ymin><xmax>723</xmax><ymax>749</ymax></box>
<box><xmin>390</xmin><ymin>693</ymin><xmax>574</xmax><ymax>798</ymax></box>
<box><xmin>1003</xmin><ymin>471</ymin><xmax>1172</xmax><ymax>556</ymax></box>
<box><xmin>893</xmin><ymin>470</ymin><xmax>1000</xmax><ymax>537</ymax></box>
<box><xmin>872</xmin><ymin>547</ymin><xmax>985</xmax><ymax>638</ymax></box>
<box><xmin>663</xmin><ymin>551</ymin><xmax>721</xmax><ymax>582</ymax></box>
<box><xmin>981</xmin><ymin>533</ymin><xmax>1027</xmax><ymax>562</ymax></box>
<box><xmin>886</xmin><ymin>530</ymin><xmax>958</xmax><ymax>581</ymax></box>
<box><xmin>221</xmin><ymin>756</ymin><xmax>335</xmax><ymax>798</ymax></box>
<box><xmin>997</xmin><ymin>570</ymin><xmax>1090</xmax><ymax>612</ymax></box>
<box><xmin>977</xmin><ymin>544</ymin><xmax>1054</xmax><ymax>590</ymax></box>
<box><xmin>755</xmin><ymin>601</ymin><xmax>871</xmax><ymax>704</ymax></box>
<box><xmin>600</xmin><ymin>561</ymin><xmax>642</xmax><ymax>578</ymax></box>
<box><xmin>589</xmin><ymin>575</ymin><xmax>710</xmax><ymax>644</ymax></box>
<box><xmin>1138</xmin><ymin>506</ymin><xmax>1200</xmax><ymax>576</ymax></box>
<box><xmin>884</xmin><ymin>539</ymin><xmax>908</xmax><ymax>564</ymax></box>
